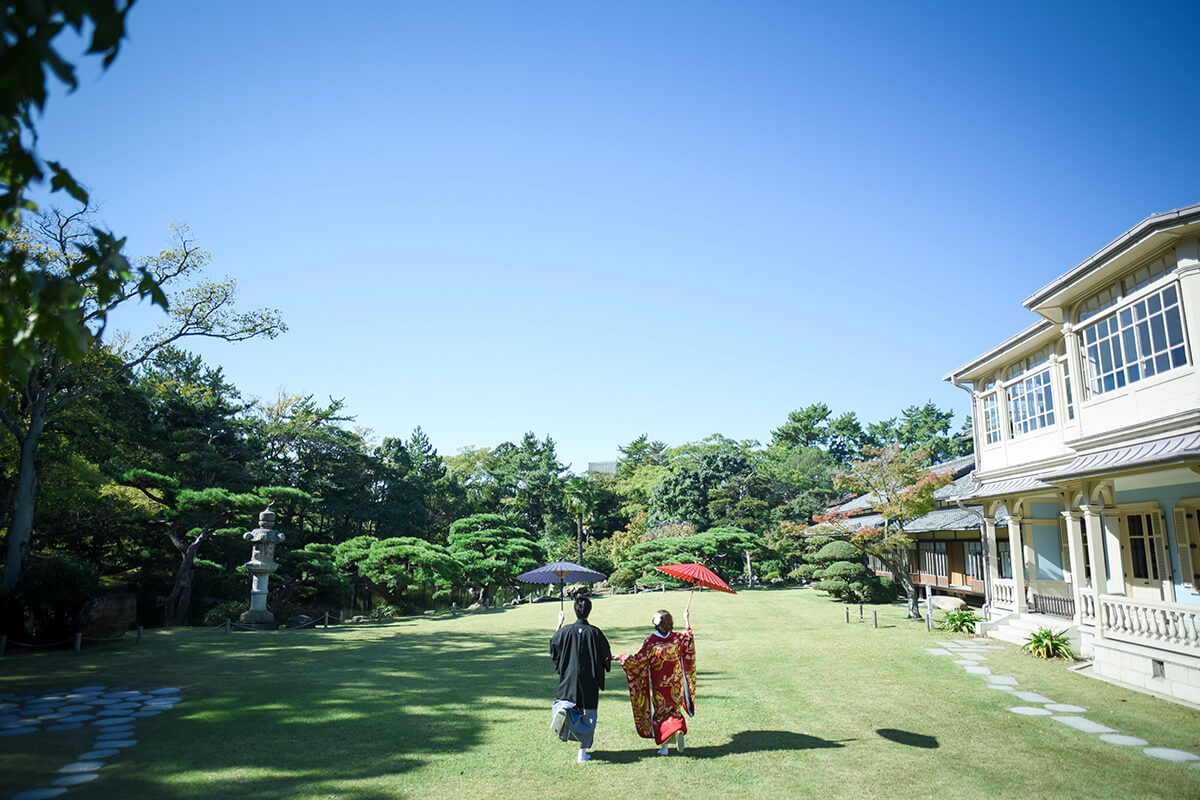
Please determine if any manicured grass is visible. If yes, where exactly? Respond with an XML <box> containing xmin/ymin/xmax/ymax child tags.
<box><xmin>2</xmin><ymin>588</ymin><xmax>1198</xmax><ymax>799</ymax></box>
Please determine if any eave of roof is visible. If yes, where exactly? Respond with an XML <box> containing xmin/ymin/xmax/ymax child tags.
<box><xmin>1023</xmin><ymin>202</ymin><xmax>1200</xmax><ymax>314</ymax></box>
<box><xmin>942</xmin><ymin>319</ymin><xmax>1057</xmax><ymax>385</ymax></box>
<box><xmin>1041</xmin><ymin>430</ymin><xmax>1200</xmax><ymax>482</ymax></box>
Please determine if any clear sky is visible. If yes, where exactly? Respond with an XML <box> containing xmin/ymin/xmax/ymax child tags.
<box><xmin>33</xmin><ymin>1</ymin><xmax>1200</xmax><ymax>471</ymax></box>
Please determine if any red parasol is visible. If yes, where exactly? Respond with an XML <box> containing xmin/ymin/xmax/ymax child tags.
<box><xmin>655</xmin><ymin>562</ymin><xmax>736</xmax><ymax>613</ymax></box>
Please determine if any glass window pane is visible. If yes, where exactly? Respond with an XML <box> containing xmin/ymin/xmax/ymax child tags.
<box><xmin>1162</xmin><ymin>284</ymin><xmax>1177</xmax><ymax>305</ymax></box>
<box><xmin>1165</xmin><ymin>306</ymin><xmax>1183</xmax><ymax>346</ymax></box>
<box><xmin>1171</xmin><ymin>346</ymin><xmax>1187</xmax><ymax>367</ymax></box>
<box><xmin>1148</xmin><ymin>293</ymin><xmax>1162</xmax><ymax>314</ymax></box>
<box><xmin>1150</xmin><ymin>315</ymin><xmax>1167</xmax><ymax>351</ymax></box>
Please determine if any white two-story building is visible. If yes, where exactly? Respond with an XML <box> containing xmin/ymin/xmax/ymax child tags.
<box><xmin>944</xmin><ymin>202</ymin><xmax>1200</xmax><ymax>706</ymax></box>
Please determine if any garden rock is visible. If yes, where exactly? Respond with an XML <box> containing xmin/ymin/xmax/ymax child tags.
<box><xmin>285</xmin><ymin>615</ymin><xmax>315</xmax><ymax>629</ymax></box>
<box><xmin>930</xmin><ymin>596</ymin><xmax>966</xmax><ymax>611</ymax></box>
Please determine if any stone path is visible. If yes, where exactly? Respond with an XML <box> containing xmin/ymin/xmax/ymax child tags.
<box><xmin>0</xmin><ymin>685</ymin><xmax>182</xmax><ymax>799</ymax></box>
<box><xmin>925</xmin><ymin>640</ymin><xmax>1199</xmax><ymax>767</ymax></box>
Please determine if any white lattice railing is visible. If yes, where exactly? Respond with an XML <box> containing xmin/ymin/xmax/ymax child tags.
<box><xmin>993</xmin><ymin>579</ymin><xmax>1015</xmax><ymax>610</ymax></box>
<box><xmin>1098</xmin><ymin>595</ymin><xmax>1200</xmax><ymax>652</ymax></box>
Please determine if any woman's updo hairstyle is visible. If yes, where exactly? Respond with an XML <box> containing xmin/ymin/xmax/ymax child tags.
<box><xmin>652</xmin><ymin>609</ymin><xmax>674</xmax><ymax>634</ymax></box>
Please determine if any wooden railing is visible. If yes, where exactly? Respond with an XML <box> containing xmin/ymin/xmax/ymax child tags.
<box><xmin>1098</xmin><ymin>595</ymin><xmax>1200</xmax><ymax>651</ymax></box>
<box><xmin>993</xmin><ymin>579</ymin><xmax>1015</xmax><ymax>610</ymax></box>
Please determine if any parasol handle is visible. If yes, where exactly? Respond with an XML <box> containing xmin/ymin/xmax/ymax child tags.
<box><xmin>686</xmin><ymin>585</ymin><xmax>694</xmax><ymax>614</ymax></box>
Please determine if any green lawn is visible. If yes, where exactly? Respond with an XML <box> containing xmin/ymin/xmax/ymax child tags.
<box><xmin>2</xmin><ymin>588</ymin><xmax>1198</xmax><ymax>799</ymax></box>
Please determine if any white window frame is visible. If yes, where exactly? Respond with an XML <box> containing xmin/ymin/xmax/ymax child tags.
<box><xmin>1079</xmin><ymin>280</ymin><xmax>1191</xmax><ymax>398</ymax></box>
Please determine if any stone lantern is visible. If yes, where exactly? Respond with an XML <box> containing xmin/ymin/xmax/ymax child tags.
<box><xmin>239</xmin><ymin>506</ymin><xmax>285</xmax><ymax>630</ymax></box>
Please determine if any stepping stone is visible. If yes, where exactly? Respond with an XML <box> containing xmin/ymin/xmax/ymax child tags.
<box><xmin>1143</xmin><ymin>747</ymin><xmax>1200</xmax><ymax>763</ymax></box>
<box><xmin>1053</xmin><ymin>716</ymin><xmax>1115</xmax><ymax>734</ymax></box>
<box><xmin>953</xmin><ymin>660</ymin><xmax>982</xmax><ymax>666</ymax></box>
<box><xmin>94</xmin><ymin>716</ymin><xmax>134</xmax><ymax>726</ymax></box>
<box><xmin>132</xmin><ymin>710</ymin><xmax>162</xmax><ymax>717</ymax></box>
<box><xmin>1011</xmin><ymin>692</ymin><xmax>1053</xmax><ymax>704</ymax></box>
<box><xmin>97</xmin><ymin>729</ymin><xmax>134</xmax><ymax>740</ymax></box>
<box><xmin>987</xmin><ymin>676</ymin><xmax>1018</xmax><ymax>686</ymax></box>
<box><xmin>52</xmin><ymin>774</ymin><xmax>99</xmax><ymax>787</ymax></box>
<box><xmin>100</xmin><ymin>739</ymin><xmax>136</xmax><ymax>748</ymax></box>
<box><xmin>986</xmin><ymin>684</ymin><xmax>1017</xmax><ymax>691</ymax></box>
<box><xmin>1010</xmin><ymin>706</ymin><xmax>1052</xmax><ymax>716</ymax></box>
<box><xmin>58</xmin><ymin>705</ymin><xmax>92</xmax><ymax>713</ymax></box>
<box><xmin>149</xmin><ymin>696</ymin><xmax>181</xmax><ymax>703</ymax></box>
<box><xmin>144</xmin><ymin>701</ymin><xmax>178</xmax><ymax>709</ymax></box>
<box><xmin>46</xmin><ymin>723</ymin><xmax>83</xmax><ymax>732</ymax></box>
<box><xmin>1099</xmin><ymin>734</ymin><xmax>1149</xmax><ymax>747</ymax></box>
<box><xmin>12</xmin><ymin>789</ymin><xmax>68</xmax><ymax>799</ymax></box>
<box><xmin>104</xmin><ymin>703</ymin><xmax>141</xmax><ymax>712</ymax></box>
<box><xmin>149</xmin><ymin>688</ymin><xmax>180</xmax><ymax>695</ymax></box>
<box><xmin>61</xmin><ymin>715</ymin><xmax>95</xmax><ymax>723</ymax></box>
<box><xmin>964</xmin><ymin>666</ymin><xmax>991</xmax><ymax>675</ymax></box>
<box><xmin>924</xmin><ymin>648</ymin><xmax>953</xmax><ymax>655</ymax></box>
<box><xmin>80</xmin><ymin>749</ymin><xmax>120</xmax><ymax>759</ymax></box>
<box><xmin>0</xmin><ymin>727</ymin><xmax>38</xmax><ymax>736</ymax></box>
<box><xmin>110</xmin><ymin>691</ymin><xmax>143</xmax><ymax>699</ymax></box>
<box><xmin>1045</xmin><ymin>703</ymin><xmax>1086</xmax><ymax>713</ymax></box>
<box><xmin>936</xmin><ymin>641</ymin><xmax>962</xmax><ymax>647</ymax></box>
<box><xmin>97</xmin><ymin>709</ymin><xmax>135</xmax><ymax>717</ymax></box>
<box><xmin>59</xmin><ymin>761</ymin><xmax>105</xmax><ymax>774</ymax></box>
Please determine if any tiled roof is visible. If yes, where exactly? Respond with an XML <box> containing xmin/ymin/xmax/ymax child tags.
<box><xmin>834</xmin><ymin>454</ymin><xmax>977</xmax><ymax>515</ymax></box>
<box><xmin>1042</xmin><ymin>431</ymin><xmax>1200</xmax><ymax>481</ymax></box>
<box><xmin>962</xmin><ymin>474</ymin><xmax>1054</xmax><ymax>500</ymax></box>
<box><xmin>906</xmin><ymin>506</ymin><xmax>983</xmax><ymax>533</ymax></box>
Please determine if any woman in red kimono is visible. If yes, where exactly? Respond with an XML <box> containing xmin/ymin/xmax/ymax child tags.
<box><xmin>617</xmin><ymin>608</ymin><xmax>696</xmax><ymax>756</ymax></box>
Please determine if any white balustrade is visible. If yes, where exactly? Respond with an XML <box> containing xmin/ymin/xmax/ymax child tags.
<box><xmin>1098</xmin><ymin>595</ymin><xmax>1200</xmax><ymax>652</ymax></box>
<box><xmin>1078</xmin><ymin>589</ymin><xmax>1096</xmax><ymax>626</ymax></box>
<box><xmin>993</xmin><ymin>579</ymin><xmax>1015</xmax><ymax>610</ymax></box>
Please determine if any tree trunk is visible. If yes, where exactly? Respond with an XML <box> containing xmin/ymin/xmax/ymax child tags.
<box><xmin>164</xmin><ymin>544</ymin><xmax>200</xmax><ymax>626</ymax></box>
<box><xmin>576</xmin><ymin>516</ymin><xmax>584</xmax><ymax>564</ymax></box>
<box><xmin>2</xmin><ymin>405</ymin><xmax>46</xmax><ymax>592</ymax></box>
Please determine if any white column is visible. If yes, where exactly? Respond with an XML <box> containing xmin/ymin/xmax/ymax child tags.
<box><xmin>1081</xmin><ymin>504</ymin><xmax>1106</xmax><ymax>639</ymax></box>
<box><xmin>1101</xmin><ymin>508</ymin><xmax>1126</xmax><ymax>594</ymax></box>
<box><xmin>1176</xmin><ymin>242</ymin><xmax>1200</xmax><ymax>366</ymax></box>
<box><xmin>1009</xmin><ymin>515</ymin><xmax>1029</xmax><ymax>613</ymax></box>
<box><xmin>983</xmin><ymin>516</ymin><xmax>1000</xmax><ymax>615</ymax></box>
<box><xmin>1062</xmin><ymin>510</ymin><xmax>1086</xmax><ymax>625</ymax></box>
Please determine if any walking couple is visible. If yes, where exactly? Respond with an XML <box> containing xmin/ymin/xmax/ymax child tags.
<box><xmin>549</xmin><ymin>596</ymin><xmax>696</xmax><ymax>762</ymax></box>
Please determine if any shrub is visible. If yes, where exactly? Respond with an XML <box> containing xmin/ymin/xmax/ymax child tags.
<box><xmin>608</xmin><ymin>566</ymin><xmax>638</xmax><ymax>589</ymax></box>
<box><xmin>11</xmin><ymin>555</ymin><xmax>100</xmax><ymax>642</ymax></box>
<box><xmin>861</xmin><ymin>576</ymin><xmax>898</xmax><ymax>604</ymax></box>
<box><xmin>813</xmin><ymin>540</ymin><xmax>859</xmax><ymax>563</ymax></box>
<box><xmin>820</xmin><ymin>561</ymin><xmax>870</xmax><ymax>581</ymax></box>
<box><xmin>1023</xmin><ymin>627</ymin><xmax>1074</xmax><ymax>660</ymax></box>
<box><xmin>371</xmin><ymin>604</ymin><xmax>403</xmax><ymax>620</ymax></box>
<box><xmin>940</xmin><ymin>609</ymin><xmax>980</xmax><ymax>634</ymax></box>
<box><xmin>203</xmin><ymin>601</ymin><xmax>246</xmax><ymax>627</ymax></box>
<box><xmin>789</xmin><ymin>563</ymin><xmax>820</xmax><ymax>583</ymax></box>
<box><xmin>813</xmin><ymin>579</ymin><xmax>851</xmax><ymax>601</ymax></box>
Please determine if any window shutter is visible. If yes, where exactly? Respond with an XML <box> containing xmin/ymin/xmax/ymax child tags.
<box><xmin>1174</xmin><ymin>508</ymin><xmax>1197</xmax><ymax>593</ymax></box>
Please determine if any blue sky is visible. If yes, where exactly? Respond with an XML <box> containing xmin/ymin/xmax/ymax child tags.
<box><xmin>34</xmin><ymin>1</ymin><xmax>1200</xmax><ymax>471</ymax></box>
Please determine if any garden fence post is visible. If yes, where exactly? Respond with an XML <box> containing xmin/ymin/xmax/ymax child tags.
<box><xmin>74</xmin><ymin>633</ymin><xmax>82</xmax><ymax>652</ymax></box>
<box><xmin>323</xmin><ymin>612</ymin><xmax>329</xmax><ymax>629</ymax></box>
<box><xmin>873</xmin><ymin>611</ymin><xmax>878</xmax><ymax>628</ymax></box>
<box><xmin>225</xmin><ymin>619</ymin><xmax>231</xmax><ymax>634</ymax></box>
<box><xmin>844</xmin><ymin>607</ymin><xmax>849</xmax><ymax>623</ymax></box>
<box><xmin>859</xmin><ymin>604</ymin><xmax>863</xmax><ymax>620</ymax></box>
<box><xmin>137</xmin><ymin>626</ymin><xmax>143</xmax><ymax>645</ymax></box>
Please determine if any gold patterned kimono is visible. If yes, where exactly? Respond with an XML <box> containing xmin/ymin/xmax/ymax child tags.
<box><xmin>620</xmin><ymin>629</ymin><xmax>696</xmax><ymax>744</ymax></box>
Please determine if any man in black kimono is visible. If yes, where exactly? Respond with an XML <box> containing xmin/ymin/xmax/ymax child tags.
<box><xmin>549</xmin><ymin>595</ymin><xmax>611</xmax><ymax>762</ymax></box>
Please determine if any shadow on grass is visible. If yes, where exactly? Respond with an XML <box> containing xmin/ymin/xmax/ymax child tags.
<box><xmin>876</xmin><ymin>728</ymin><xmax>938</xmax><ymax>748</ymax></box>
<box><xmin>596</xmin><ymin>730</ymin><xmax>848</xmax><ymax>762</ymax></box>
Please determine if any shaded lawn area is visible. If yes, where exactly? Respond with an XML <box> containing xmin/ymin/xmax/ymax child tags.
<box><xmin>2</xmin><ymin>588</ymin><xmax>1198</xmax><ymax>799</ymax></box>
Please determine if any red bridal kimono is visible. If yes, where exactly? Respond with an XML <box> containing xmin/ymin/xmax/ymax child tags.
<box><xmin>620</xmin><ymin>629</ymin><xmax>696</xmax><ymax>744</ymax></box>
